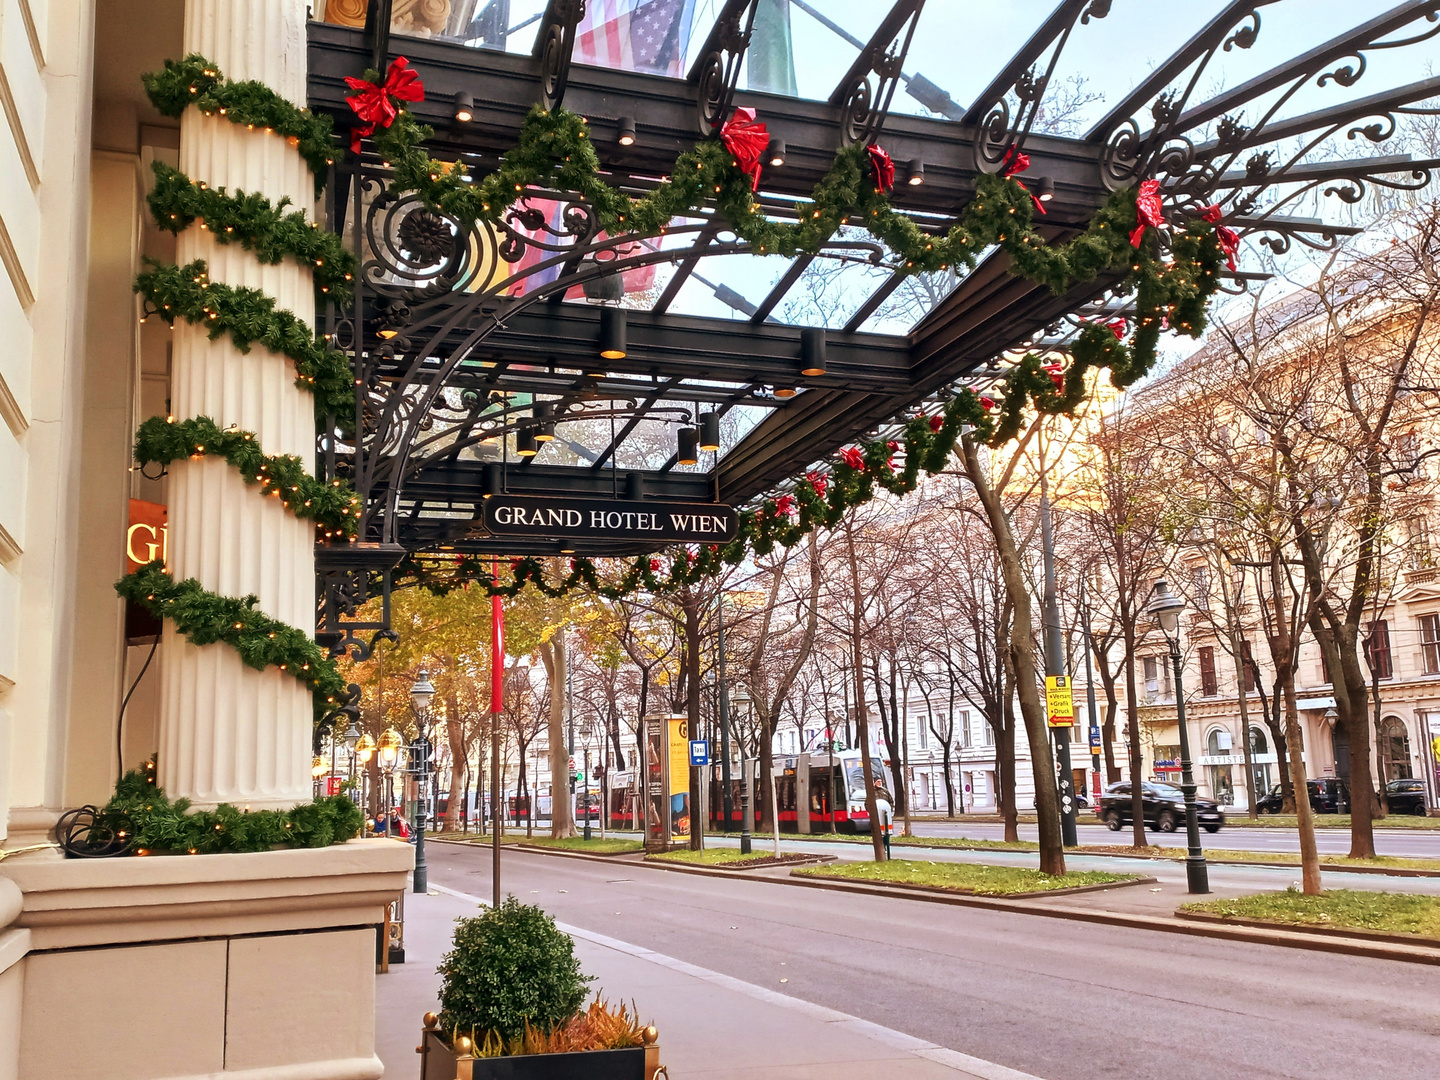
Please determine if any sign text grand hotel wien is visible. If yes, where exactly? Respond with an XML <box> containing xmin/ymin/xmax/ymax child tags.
<box><xmin>482</xmin><ymin>495</ymin><xmax>737</xmax><ymax>544</ymax></box>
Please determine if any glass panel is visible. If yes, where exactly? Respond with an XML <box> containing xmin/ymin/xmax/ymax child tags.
<box><xmin>663</xmin><ymin>250</ymin><xmax>798</xmax><ymax>320</ymax></box>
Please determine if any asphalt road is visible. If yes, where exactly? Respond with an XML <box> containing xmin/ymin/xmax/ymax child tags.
<box><xmin>426</xmin><ymin>842</ymin><xmax>1439</xmax><ymax>1080</ymax></box>
<box><xmin>906</xmin><ymin>818</ymin><xmax>1440</xmax><ymax>858</ymax></box>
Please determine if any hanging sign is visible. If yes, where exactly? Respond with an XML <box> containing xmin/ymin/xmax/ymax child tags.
<box><xmin>1045</xmin><ymin>675</ymin><xmax>1074</xmax><ymax>727</ymax></box>
<box><xmin>482</xmin><ymin>495</ymin><xmax>737</xmax><ymax>543</ymax></box>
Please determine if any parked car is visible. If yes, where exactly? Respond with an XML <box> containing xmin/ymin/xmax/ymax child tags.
<box><xmin>1255</xmin><ymin>778</ymin><xmax>1343</xmax><ymax>815</ymax></box>
<box><xmin>1096</xmin><ymin>781</ymin><xmax>1225</xmax><ymax>833</ymax></box>
<box><xmin>1384</xmin><ymin>778</ymin><xmax>1430</xmax><ymax>816</ymax></box>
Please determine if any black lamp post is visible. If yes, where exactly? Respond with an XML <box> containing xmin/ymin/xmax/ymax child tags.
<box><xmin>1146</xmin><ymin>580</ymin><xmax>1209</xmax><ymax>894</ymax></box>
<box><xmin>731</xmin><ymin>684</ymin><xmax>753</xmax><ymax>855</ymax></box>
<box><xmin>410</xmin><ymin>669</ymin><xmax>437</xmax><ymax>894</ymax></box>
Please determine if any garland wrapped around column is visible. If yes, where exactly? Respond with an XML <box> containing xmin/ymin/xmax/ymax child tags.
<box><xmin>117</xmin><ymin>52</ymin><xmax>352</xmax><ymax>735</ymax></box>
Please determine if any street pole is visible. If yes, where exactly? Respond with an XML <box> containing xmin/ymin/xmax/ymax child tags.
<box><xmin>413</xmin><ymin>729</ymin><xmax>429</xmax><ymax>893</ymax></box>
<box><xmin>490</xmin><ymin>558</ymin><xmax>505</xmax><ymax>908</ymax></box>
<box><xmin>1081</xmin><ymin>579</ymin><xmax>1102</xmax><ymax>800</ymax></box>
<box><xmin>583</xmin><ymin>747</ymin><xmax>592</xmax><ymax>841</ymax></box>
<box><xmin>1170</xmin><ymin>635</ymin><xmax>1210</xmax><ymax>893</ymax></box>
<box><xmin>1039</xmin><ymin>475</ymin><xmax>1079</xmax><ymax>846</ymax></box>
<box><xmin>1148</xmin><ymin>580</ymin><xmax>1209</xmax><ymax>894</ymax></box>
<box><xmin>718</xmin><ymin>594</ymin><xmax>734</xmax><ymax>833</ymax></box>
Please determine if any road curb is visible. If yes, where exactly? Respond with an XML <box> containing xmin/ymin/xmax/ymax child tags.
<box><xmin>1175</xmin><ymin>908</ymin><xmax>1440</xmax><ymax>947</ymax></box>
<box><xmin>776</xmin><ymin>873</ymin><xmax>1440</xmax><ymax>966</ymax></box>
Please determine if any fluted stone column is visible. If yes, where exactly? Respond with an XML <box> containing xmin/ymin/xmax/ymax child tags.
<box><xmin>158</xmin><ymin>0</ymin><xmax>316</xmax><ymax>807</ymax></box>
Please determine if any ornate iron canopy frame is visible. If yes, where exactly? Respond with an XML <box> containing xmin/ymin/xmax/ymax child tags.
<box><xmin>307</xmin><ymin>0</ymin><xmax>1440</xmax><ymax>656</ymax></box>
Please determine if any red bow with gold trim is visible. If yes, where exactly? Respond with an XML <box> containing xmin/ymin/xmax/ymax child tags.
<box><xmin>1130</xmin><ymin>179</ymin><xmax>1164</xmax><ymax>247</ymax></box>
<box><xmin>1001</xmin><ymin>146</ymin><xmax>1046</xmax><ymax>215</ymax></box>
<box><xmin>719</xmin><ymin>107</ymin><xmax>768</xmax><ymax>192</ymax></box>
<box><xmin>868</xmin><ymin>145</ymin><xmax>895</xmax><ymax>193</ymax></box>
<box><xmin>1199</xmin><ymin>204</ymin><xmax>1240</xmax><ymax>271</ymax></box>
<box><xmin>345</xmin><ymin>57</ymin><xmax>425</xmax><ymax>153</ymax></box>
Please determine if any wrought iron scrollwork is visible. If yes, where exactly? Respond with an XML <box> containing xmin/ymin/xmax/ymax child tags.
<box><xmin>692</xmin><ymin>0</ymin><xmax>758</xmax><ymax>135</ymax></box>
<box><xmin>972</xmin><ymin>0</ymin><xmax>1106</xmax><ymax>172</ymax></box>
<box><xmin>57</xmin><ymin>805</ymin><xmax>132</xmax><ymax>858</ymax></box>
<box><xmin>536</xmin><ymin>0</ymin><xmax>586</xmax><ymax>111</ymax></box>
<box><xmin>314</xmin><ymin>682</ymin><xmax>364</xmax><ymax>755</ymax></box>
<box><xmin>834</xmin><ymin>0</ymin><xmax>925</xmax><ymax>148</ymax></box>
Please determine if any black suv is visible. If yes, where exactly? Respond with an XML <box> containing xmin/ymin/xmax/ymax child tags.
<box><xmin>1096</xmin><ymin>781</ymin><xmax>1225</xmax><ymax>833</ymax></box>
<box><xmin>1255</xmin><ymin>778</ymin><xmax>1343</xmax><ymax>814</ymax></box>
<box><xmin>1384</xmin><ymin>778</ymin><xmax>1430</xmax><ymax>816</ymax></box>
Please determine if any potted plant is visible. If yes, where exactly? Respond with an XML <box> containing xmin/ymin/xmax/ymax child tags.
<box><xmin>419</xmin><ymin>898</ymin><xmax>662</xmax><ymax>1080</ymax></box>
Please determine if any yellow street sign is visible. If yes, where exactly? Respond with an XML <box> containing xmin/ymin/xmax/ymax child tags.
<box><xmin>1046</xmin><ymin>675</ymin><xmax>1074</xmax><ymax>727</ymax></box>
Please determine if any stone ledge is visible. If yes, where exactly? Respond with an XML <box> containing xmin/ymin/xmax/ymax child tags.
<box><xmin>1</xmin><ymin>838</ymin><xmax>414</xmax><ymax>950</ymax></box>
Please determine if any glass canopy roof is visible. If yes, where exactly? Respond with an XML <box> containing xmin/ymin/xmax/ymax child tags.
<box><xmin>306</xmin><ymin>0</ymin><xmax>1440</xmax><ymax>563</ymax></box>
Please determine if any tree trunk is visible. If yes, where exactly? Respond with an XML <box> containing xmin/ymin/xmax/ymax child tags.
<box><xmin>962</xmin><ymin>436</ymin><xmax>1064</xmax><ymax>874</ymax></box>
<box><xmin>942</xmin><ymin>745</ymin><xmax>955</xmax><ymax>815</ymax></box>
<box><xmin>997</xmin><ymin>699</ymin><xmax>1019</xmax><ymax>843</ymax></box>
<box><xmin>844</xmin><ymin>517</ymin><xmax>886</xmax><ymax>861</ymax></box>
<box><xmin>539</xmin><ymin>632</ymin><xmax>576</xmax><ymax>838</ymax></box>
<box><xmin>443</xmin><ymin>676</ymin><xmax>466</xmax><ymax>833</ymax></box>
<box><xmin>1120</xmin><ymin>609</ymin><xmax>1146</xmax><ymax>847</ymax></box>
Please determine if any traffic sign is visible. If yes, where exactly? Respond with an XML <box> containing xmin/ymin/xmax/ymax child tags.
<box><xmin>1045</xmin><ymin>675</ymin><xmax>1074</xmax><ymax>727</ymax></box>
<box><xmin>689</xmin><ymin>740</ymin><xmax>709</xmax><ymax>767</ymax></box>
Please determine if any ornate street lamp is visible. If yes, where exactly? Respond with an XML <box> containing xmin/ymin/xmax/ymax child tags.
<box><xmin>410</xmin><ymin>669</ymin><xmax>437</xmax><ymax>892</ymax></box>
<box><xmin>378</xmin><ymin>727</ymin><xmax>403</xmax><ymax>836</ymax></box>
<box><xmin>1146</xmin><ymin>579</ymin><xmax>1209</xmax><ymax>894</ymax></box>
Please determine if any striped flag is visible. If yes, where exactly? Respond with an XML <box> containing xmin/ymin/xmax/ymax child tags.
<box><xmin>575</xmin><ymin>0</ymin><xmax>695</xmax><ymax>77</ymax></box>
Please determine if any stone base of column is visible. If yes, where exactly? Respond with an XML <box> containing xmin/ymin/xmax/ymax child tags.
<box><xmin>1</xmin><ymin>839</ymin><xmax>413</xmax><ymax>1079</ymax></box>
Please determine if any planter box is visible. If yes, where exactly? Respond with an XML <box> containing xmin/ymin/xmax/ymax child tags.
<box><xmin>421</xmin><ymin>1028</ymin><xmax>660</xmax><ymax>1080</ymax></box>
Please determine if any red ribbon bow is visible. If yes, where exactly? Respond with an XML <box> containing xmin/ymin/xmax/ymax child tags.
<box><xmin>719</xmin><ymin>107</ymin><xmax>769</xmax><ymax>192</ymax></box>
<box><xmin>1001</xmin><ymin>146</ymin><xmax>1046</xmax><ymax>215</ymax></box>
<box><xmin>1105</xmin><ymin>318</ymin><xmax>1127</xmax><ymax>340</ymax></box>
<box><xmin>928</xmin><ymin>415</ymin><xmax>944</xmax><ymax>433</ymax></box>
<box><xmin>345</xmin><ymin>56</ymin><xmax>425</xmax><ymax>153</ymax></box>
<box><xmin>775</xmin><ymin>494</ymin><xmax>797</xmax><ymax>517</ymax></box>
<box><xmin>649</xmin><ymin>558</ymin><xmax>662</xmax><ymax>572</ymax></box>
<box><xmin>1130</xmin><ymin>179</ymin><xmax>1164</xmax><ymax>247</ymax></box>
<box><xmin>839</xmin><ymin>447</ymin><xmax>865</xmax><ymax>470</ymax></box>
<box><xmin>868</xmin><ymin>145</ymin><xmax>896</xmax><ymax>194</ymax></box>
<box><xmin>1042</xmin><ymin>362</ymin><xmax>1065</xmax><ymax>390</ymax></box>
<box><xmin>806</xmin><ymin>471</ymin><xmax>828</xmax><ymax>498</ymax></box>
<box><xmin>980</xmin><ymin>395</ymin><xmax>996</xmax><ymax>411</ymax></box>
<box><xmin>1199</xmin><ymin>204</ymin><xmax>1240</xmax><ymax>271</ymax></box>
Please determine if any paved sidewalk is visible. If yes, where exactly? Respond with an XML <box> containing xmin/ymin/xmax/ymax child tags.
<box><xmin>376</xmin><ymin>883</ymin><xmax>1043</xmax><ymax>1080</ymax></box>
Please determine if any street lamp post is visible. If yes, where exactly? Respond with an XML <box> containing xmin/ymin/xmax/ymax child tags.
<box><xmin>378</xmin><ymin>728</ymin><xmax>403</xmax><ymax>838</ymax></box>
<box><xmin>343</xmin><ymin>719</ymin><xmax>361</xmax><ymax>803</ymax></box>
<box><xmin>1146</xmin><ymin>580</ymin><xmax>1209</xmax><ymax>894</ymax></box>
<box><xmin>410</xmin><ymin>669</ymin><xmax>437</xmax><ymax>894</ymax></box>
<box><xmin>731</xmin><ymin>684</ymin><xmax>753</xmax><ymax>855</ymax></box>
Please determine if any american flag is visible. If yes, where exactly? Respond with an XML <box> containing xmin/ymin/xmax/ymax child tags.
<box><xmin>575</xmin><ymin>0</ymin><xmax>695</xmax><ymax>77</ymax></box>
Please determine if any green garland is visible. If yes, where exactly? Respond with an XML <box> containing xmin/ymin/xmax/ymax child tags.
<box><xmin>135</xmin><ymin>259</ymin><xmax>355</xmax><ymax>426</ymax></box>
<box><xmin>117</xmin><ymin>561</ymin><xmax>348</xmax><ymax>714</ymax></box>
<box><xmin>372</xmin><ymin>102</ymin><xmax>1228</xmax><ymax>431</ymax></box>
<box><xmin>148</xmin><ymin>161</ymin><xmax>356</xmax><ymax>302</ymax></box>
<box><xmin>133</xmin><ymin>415</ymin><xmax>360</xmax><ymax>539</ymax></box>
<box><xmin>143</xmin><ymin>54</ymin><xmax>341</xmax><ymax>195</ymax></box>
<box><xmin>100</xmin><ymin>763</ymin><xmax>363</xmax><ymax>855</ymax></box>
<box><xmin>362</xmin><ymin>95</ymin><xmax>1232</xmax><ymax>601</ymax></box>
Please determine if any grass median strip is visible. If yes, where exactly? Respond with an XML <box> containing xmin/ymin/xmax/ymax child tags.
<box><xmin>516</xmin><ymin>836</ymin><xmax>644</xmax><ymax>854</ymax></box>
<box><xmin>1182</xmin><ymin>889</ymin><xmax>1440</xmax><ymax>940</ymax></box>
<box><xmin>1076</xmin><ymin>844</ymin><xmax>1440</xmax><ymax>872</ymax></box>
<box><xmin>646</xmin><ymin>848</ymin><xmax>821</xmax><ymax>869</ymax></box>
<box><xmin>794</xmin><ymin>859</ymin><xmax>1139</xmax><ymax>896</ymax></box>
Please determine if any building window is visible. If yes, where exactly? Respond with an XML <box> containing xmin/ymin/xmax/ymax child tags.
<box><xmin>961</xmin><ymin>709</ymin><xmax>971</xmax><ymax>748</ymax></box>
<box><xmin>1380</xmin><ymin>717</ymin><xmax>1413</xmax><ymax>780</ymax></box>
<box><xmin>1408</xmin><ymin>518</ymin><xmax>1433</xmax><ymax>570</ymax></box>
<box><xmin>1143</xmin><ymin>656</ymin><xmax>1159</xmax><ymax>698</ymax></box>
<box><xmin>984</xmin><ymin>717</ymin><xmax>994</xmax><ymax>746</ymax></box>
<box><xmin>1191</xmin><ymin>566</ymin><xmax>1210</xmax><ymax>611</ymax></box>
<box><xmin>916</xmin><ymin>711</ymin><xmax>928</xmax><ymax>750</ymax></box>
<box><xmin>1198</xmin><ymin>646</ymin><xmax>1218</xmax><ymax>697</ymax></box>
<box><xmin>1366</xmin><ymin>620</ymin><xmax>1393</xmax><ymax>680</ymax></box>
<box><xmin>1421</xmin><ymin>614</ymin><xmax>1440</xmax><ymax>675</ymax></box>
<box><xmin>1241</xmin><ymin>641</ymin><xmax>1257</xmax><ymax>692</ymax></box>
